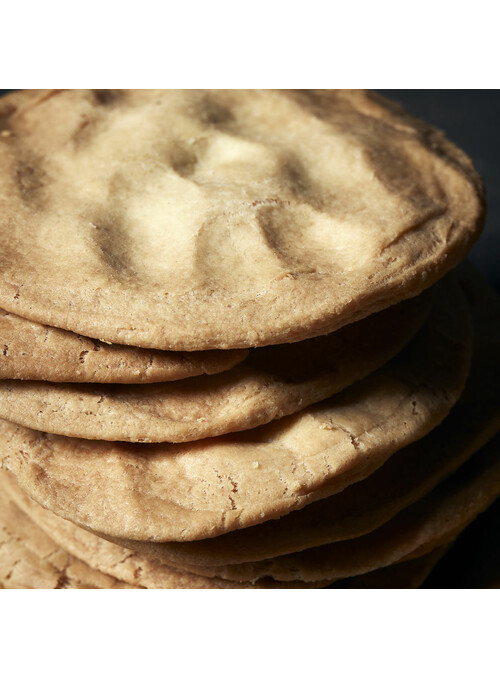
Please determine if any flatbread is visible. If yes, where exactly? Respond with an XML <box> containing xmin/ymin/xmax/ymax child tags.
<box><xmin>1</xmin><ymin>472</ymin><xmax>444</xmax><ymax>589</ymax></box>
<box><xmin>0</xmin><ymin>291</ymin><xmax>430</xmax><ymax>442</ymax></box>
<box><xmin>0</xmin><ymin>274</ymin><xmax>471</xmax><ymax>541</ymax></box>
<box><xmin>181</xmin><ymin>433</ymin><xmax>500</xmax><ymax>582</ymax></box>
<box><xmin>0</xmin><ymin>89</ymin><xmax>484</xmax><ymax>350</ymax></box>
<box><xmin>331</xmin><ymin>546</ymin><xmax>448</xmax><ymax>589</ymax></box>
<box><xmin>0</xmin><ymin>486</ymin><xmax>133</xmax><ymax>589</ymax></box>
<box><xmin>0</xmin><ymin>308</ymin><xmax>247</xmax><ymax>383</ymax></box>
<box><xmin>0</xmin><ymin>472</ymin><xmax>327</xmax><ymax>590</ymax></box>
<box><xmin>123</xmin><ymin>265</ymin><xmax>500</xmax><ymax>565</ymax></box>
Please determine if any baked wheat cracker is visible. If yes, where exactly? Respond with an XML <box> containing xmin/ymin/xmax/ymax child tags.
<box><xmin>178</xmin><ymin>434</ymin><xmax>500</xmax><ymax>582</ymax></box>
<box><xmin>2</xmin><ymin>472</ymin><xmax>445</xmax><ymax>589</ymax></box>
<box><xmin>0</xmin><ymin>292</ymin><xmax>429</xmax><ymax>442</ymax></box>
<box><xmin>0</xmin><ymin>276</ymin><xmax>471</xmax><ymax>541</ymax></box>
<box><xmin>113</xmin><ymin>264</ymin><xmax>500</xmax><ymax>566</ymax></box>
<box><xmin>0</xmin><ymin>308</ymin><xmax>247</xmax><ymax>383</ymax></box>
<box><xmin>0</xmin><ymin>487</ymin><xmax>132</xmax><ymax>589</ymax></box>
<box><xmin>0</xmin><ymin>89</ymin><xmax>484</xmax><ymax>350</ymax></box>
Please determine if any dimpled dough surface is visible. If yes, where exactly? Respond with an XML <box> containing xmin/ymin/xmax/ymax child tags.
<box><xmin>0</xmin><ymin>89</ymin><xmax>484</xmax><ymax>350</ymax></box>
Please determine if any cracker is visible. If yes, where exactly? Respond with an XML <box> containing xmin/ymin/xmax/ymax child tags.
<box><xmin>124</xmin><ymin>265</ymin><xmax>500</xmax><ymax>566</ymax></box>
<box><xmin>1</xmin><ymin>472</ymin><xmax>445</xmax><ymax>589</ymax></box>
<box><xmin>0</xmin><ymin>90</ymin><xmax>484</xmax><ymax>350</ymax></box>
<box><xmin>180</xmin><ymin>433</ymin><xmax>500</xmax><ymax>582</ymax></box>
<box><xmin>0</xmin><ymin>291</ymin><xmax>429</xmax><ymax>442</ymax></box>
<box><xmin>0</xmin><ymin>485</ymin><xmax>132</xmax><ymax>589</ymax></box>
<box><xmin>0</xmin><ymin>308</ymin><xmax>247</xmax><ymax>383</ymax></box>
<box><xmin>0</xmin><ymin>274</ymin><xmax>471</xmax><ymax>541</ymax></box>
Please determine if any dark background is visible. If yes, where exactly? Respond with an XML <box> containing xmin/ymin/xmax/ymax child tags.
<box><xmin>1</xmin><ymin>89</ymin><xmax>499</xmax><ymax>588</ymax></box>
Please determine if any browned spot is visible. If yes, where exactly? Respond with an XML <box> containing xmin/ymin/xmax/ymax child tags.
<box><xmin>0</xmin><ymin>102</ymin><xmax>16</xmax><ymax>132</ymax></box>
<box><xmin>280</xmin><ymin>155</ymin><xmax>324</xmax><ymax>211</ymax></box>
<box><xmin>92</xmin><ymin>89</ymin><xmax>121</xmax><ymax>106</ymax></box>
<box><xmin>16</xmin><ymin>160</ymin><xmax>46</xmax><ymax>202</ymax></box>
<box><xmin>170</xmin><ymin>142</ymin><xmax>199</xmax><ymax>178</ymax></box>
<box><xmin>282</xmin><ymin>158</ymin><xmax>312</xmax><ymax>199</ymax></box>
<box><xmin>197</xmin><ymin>95</ymin><xmax>235</xmax><ymax>128</ymax></box>
<box><xmin>72</xmin><ymin>115</ymin><xmax>95</xmax><ymax>147</ymax></box>
<box><xmin>34</xmin><ymin>90</ymin><xmax>64</xmax><ymax>106</ymax></box>
<box><xmin>291</xmin><ymin>89</ymin><xmax>345</xmax><ymax>122</ymax></box>
<box><xmin>88</xmin><ymin>205</ymin><xmax>137</xmax><ymax>280</ymax></box>
<box><xmin>56</xmin><ymin>572</ymin><xmax>70</xmax><ymax>589</ymax></box>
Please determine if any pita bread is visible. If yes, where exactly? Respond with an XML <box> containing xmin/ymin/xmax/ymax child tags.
<box><xmin>114</xmin><ymin>264</ymin><xmax>500</xmax><ymax>565</ymax></box>
<box><xmin>331</xmin><ymin>546</ymin><xmax>448</xmax><ymax>589</ymax></box>
<box><xmin>0</xmin><ymin>473</ymin><xmax>328</xmax><ymax>590</ymax></box>
<box><xmin>0</xmin><ymin>308</ymin><xmax>247</xmax><ymax>383</ymax></box>
<box><xmin>0</xmin><ymin>275</ymin><xmax>471</xmax><ymax>541</ymax></box>
<box><xmin>0</xmin><ymin>291</ymin><xmax>429</xmax><ymax>442</ymax></box>
<box><xmin>181</xmin><ymin>433</ymin><xmax>500</xmax><ymax>582</ymax></box>
<box><xmin>1</xmin><ymin>471</ymin><xmax>444</xmax><ymax>589</ymax></box>
<box><xmin>0</xmin><ymin>485</ymin><xmax>132</xmax><ymax>589</ymax></box>
<box><xmin>0</xmin><ymin>90</ymin><xmax>484</xmax><ymax>350</ymax></box>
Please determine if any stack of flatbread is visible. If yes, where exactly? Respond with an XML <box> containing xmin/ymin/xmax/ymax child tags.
<box><xmin>0</xmin><ymin>89</ymin><xmax>498</xmax><ymax>589</ymax></box>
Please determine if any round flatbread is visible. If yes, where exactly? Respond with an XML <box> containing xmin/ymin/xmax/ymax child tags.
<box><xmin>1</xmin><ymin>471</ymin><xmax>444</xmax><ymax>589</ymax></box>
<box><xmin>0</xmin><ymin>308</ymin><xmax>247</xmax><ymax>383</ymax></box>
<box><xmin>0</xmin><ymin>292</ymin><xmax>430</xmax><ymax>442</ymax></box>
<box><xmin>0</xmin><ymin>486</ymin><xmax>133</xmax><ymax>589</ymax></box>
<box><xmin>179</xmin><ymin>433</ymin><xmax>500</xmax><ymax>582</ymax></box>
<box><xmin>112</xmin><ymin>264</ymin><xmax>500</xmax><ymax>565</ymax></box>
<box><xmin>0</xmin><ymin>275</ymin><xmax>471</xmax><ymax>541</ymax></box>
<box><xmin>0</xmin><ymin>89</ymin><xmax>484</xmax><ymax>350</ymax></box>
<box><xmin>331</xmin><ymin>546</ymin><xmax>448</xmax><ymax>589</ymax></box>
<box><xmin>0</xmin><ymin>473</ymin><xmax>327</xmax><ymax>590</ymax></box>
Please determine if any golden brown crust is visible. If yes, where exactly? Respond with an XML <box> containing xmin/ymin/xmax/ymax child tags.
<box><xmin>126</xmin><ymin>264</ymin><xmax>500</xmax><ymax>566</ymax></box>
<box><xmin>1</xmin><ymin>471</ymin><xmax>445</xmax><ymax>589</ymax></box>
<box><xmin>176</xmin><ymin>434</ymin><xmax>500</xmax><ymax>582</ymax></box>
<box><xmin>0</xmin><ymin>89</ymin><xmax>484</xmax><ymax>350</ymax></box>
<box><xmin>0</xmin><ymin>482</ymin><xmax>133</xmax><ymax>589</ymax></box>
<box><xmin>0</xmin><ymin>308</ymin><xmax>247</xmax><ymax>383</ymax></box>
<box><xmin>0</xmin><ymin>292</ymin><xmax>430</xmax><ymax>442</ymax></box>
<box><xmin>0</xmin><ymin>275</ymin><xmax>471</xmax><ymax>542</ymax></box>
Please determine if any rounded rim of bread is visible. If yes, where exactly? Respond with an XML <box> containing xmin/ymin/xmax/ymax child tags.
<box><xmin>0</xmin><ymin>89</ymin><xmax>485</xmax><ymax>350</ymax></box>
<box><xmin>0</xmin><ymin>291</ymin><xmax>430</xmax><ymax>443</ymax></box>
<box><xmin>0</xmin><ymin>308</ymin><xmax>248</xmax><ymax>383</ymax></box>
<box><xmin>0</xmin><ymin>275</ymin><xmax>472</xmax><ymax>542</ymax></box>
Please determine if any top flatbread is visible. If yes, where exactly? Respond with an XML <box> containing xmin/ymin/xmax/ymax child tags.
<box><xmin>0</xmin><ymin>308</ymin><xmax>247</xmax><ymax>383</ymax></box>
<box><xmin>0</xmin><ymin>89</ymin><xmax>484</xmax><ymax>350</ymax></box>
